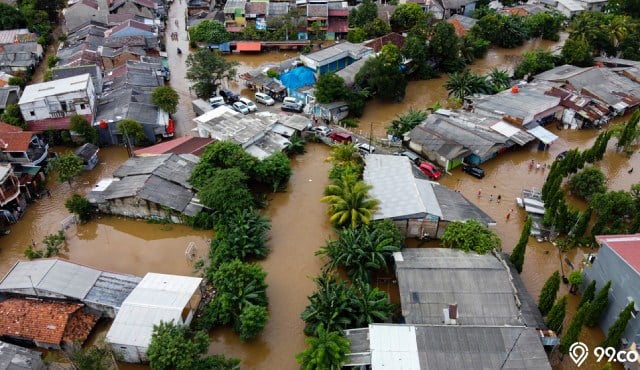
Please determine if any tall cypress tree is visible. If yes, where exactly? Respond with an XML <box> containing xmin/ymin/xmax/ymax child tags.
<box><xmin>539</xmin><ymin>271</ymin><xmax>561</xmax><ymax>316</ymax></box>
<box><xmin>601</xmin><ymin>302</ymin><xmax>636</xmax><ymax>348</ymax></box>
<box><xmin>545</xmin><ymin>295</ymin><xmax>568</xmax><ymax>333</ymax></box>
<box><xmin>510</xmin><ymin>216</ymin><xmax>532</xmax><ymax>273</ymax></box>
<box><xmin>578</xmin><ymin>280</ymin><xmax>596</xmax><ymax>309</ymax></box>
<box><xmin>559</xmin><ymin>302</ymin><xmax>590</xmax><ymax>354</ymax></box>
<box><xmin>571</xmin><ymin>207</ymin><xmax>592</xmax><ymax>239</ymax></box>
<box><xmin>585</xmin><ymin>281</ymin><xmax>611</xmax><ymax>327</ymax></box>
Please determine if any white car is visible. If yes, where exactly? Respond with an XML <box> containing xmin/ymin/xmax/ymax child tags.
<box><xmin>239</xmin><ymin>97</ymin><xmax>257</xmax><ymax>112</ymax></box>
<box><xmin>255</xmin><ymin>92</ymin><xmax>275</xmax><ymax>106</ymax></box>
<box><xmin>283</xmin><ymin>96</ymin><xmax>303</xmax><ymax>106</ymax></box>
<box><xmin>356</xmin><ymin>143</ymin><xmax>375</xmax><ymax>154</ymax></box>
<box><xmin>232</xmin><ymin>101</ymin><xmax>250</xmax><ymax>115</ymax></box>
<box><xmin>209</xmin><ymin>96</ymin><xmax>225</xmax><ymax>108</ymax></box>
<box><xmin>310</xmin><ymin>126</ymin><xmax>332</xmax><ymax>136</ymax></box>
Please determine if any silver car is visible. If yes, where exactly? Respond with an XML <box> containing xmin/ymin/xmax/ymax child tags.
<box><xmin>239</xmin><ymin>97</ymin><xmax>258</xmax><ymax>112</ymax></box>
<box><xmin>232</xmin><ymin>101</ymin><xmax>250</xmax><ymax>115</ymax></box>
<box><xmin>255</xmin><ymin>92</ymin><xmax>275</xmax><ymax>106</ymax></box>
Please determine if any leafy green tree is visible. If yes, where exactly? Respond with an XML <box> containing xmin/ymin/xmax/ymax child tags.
<box><xmin>301</xmin><ymin>272</ymin><xmax>358</xmax><ymax>335</ymax></box>
<box><xmin>189</xmin><ymin>141</ymin><xmax>257</xmax><ymax>188</ymax></box>
<box><xmin>568</xmin><ymin>11</ymin><xmax>615</xmax><ymax>56</ymax></box>
<box><xmin>510</xmin><ymin>216</ymin><xmax>532</xmax><ymax>273</ymax></box>
<box><xmin>116</xmin><ymin>118</ymin><xmax>146</xmax><ymax>145</ymax></box>
<box><xmin>429</xmin><ymin>22</ymin><xmax>463</xmax><ymax>72</ymax></box>
<box><xmin>69</xmin><ymin>114</ymin><xmax>97</xmax><ymax>144</ymax></box>
<box><xmin>237</xmin><ymin>303</ymin><xmax>269</xmax><ymax>341</ymax></box>
<box><xmin>50</xmin><ymin>153</ymin><xmax>84</xmax><ymax>187</ymax></box>
<box><xmin>211</xmin><ymin>208</ymin><xmax>271</xmax><ymax>265</ymax></box>
<box><xmin>472</xmin><ymin>12</ymin><xmax>527</xmax><ymax>48</ymax></box>
<box><xmin>538</xmin><ymin>271</ymin><xmax>561</xmax><ymax>316</ymax></box>
<box><xmin>197</xmin><ymin>168</ymin><xmax>254</xmax><ymax>214</ymax></box>
<box><xmin>147</xmin><ymin>320</ymin><xmax>239</xmax><ymax>370</ymax></box>
<box><xmin>347</xmin><ymin>27</ymin><xmax>367</xmax><ymax>43</ymax></box>
<box><xmin>349</xmin><ymin>0</ymin><xmax>377</xmax><ymax>28</ymax></box>
<box><xmin>69</xmin><ymin>341</ymin><xmax>117</xmax><ymax>370</ymax></box>
<box><xmin>444</xmin><ymin>69</ymin><xmax>492</xmax><ymax>100</ymax></box>
<box><xmin>0</xmin><ymin>3</ymin><xmax>26</xmax><ymax>29</ymax></box>
<box><xmin>296</xmin><ymin>323</ymin><xmax>350</xmax><ymax>370</ymax></box>
<box><xmin>569</xmin><ymin>271</ymin><xmax>583</xmax><ymax>294</ymax></box>
<box><xmin>346</xmin><ymin>88</ymin><xmax>369</xmax><ymax>118</ymax></box>
<box><xmin>188</xmin><ymin>20</ymin><xmax>230</xmax><ymax>43</ymax></box>
<box><xmin>254</xmin><ymin>152</ymin><xmax>292</xmax><ymax>192</ymax></box>
<box><xmin>513</xmin><ymin>49</ymin><xmax>556</xmax><ymax>80</ymax></box>
<box><xmin>0</xmin><ymin>104</ymin><xmax>26</xmax><ymax>129</ymax></box>
<box><xmin>386</xmin><ymin>107</ymin><xmax>427</xmax><ymax>139</ymax></box>
<box><xmin>390</xmin><ymin>3</ymin><xmax>426</xmax><ymax>32</ymax></box>
<box><xmin>559</xmin><ymin>302</ymin><xmax>590</xmax><ymax>354</ymax></box>
<box><xmin>561</xmin><ymin>38</ymin><xmax>594</xmax><ymax>67</ymax></box>
<box><xmin>440</xmin><ymin>219</ymin><xmax>501</xmax><ymax>254</ymax></box>
<box><xmin>315</xmin><ymin>73</ymin><xmax>348</xmax><ymax>104</ymax></box>
<box><xmin>585</xmin><ymin>281</ymin><xmax>611</xmax><ymax>327</ymax></box>
<box><xmin>590</xmin><ymin>190</ymin><xmax>635</xmax><ymax>227</ymax></box>
<box><xmin>355</xmin><ymin>45</ymin><xmax>407</xmax><ymax>102</ymax></box>
<box><xmin>286</xmin><ymin>133</ymin><xmax>306</xmax><ymax>155</ymax></box>
<box><xmin>579</xmin><ymin>280</ymin><xmax>597</xmax><ymax>308</ymax></box>
<box><xmin>487</xmin><ymin>68</ymin><xmax>511</xmax><ymax>93</ymax></box>
<box><xmin>569</xmin><ymin>167</ymin><xmax>607</xmax><ymax>200</ymax></box>
<box><xmin>616</xmin><ymin>110</ymin><xmax>639</xmax><ymax>151</ymax></box>
<box><xmin>402</xmin><ymin>29</ymin><xmax>435</xmax><ymax>80</ymax></box>
<box><xmin>545</xmin><ymin>295</ymin><xmax>568</xmax><ymax>333</ymax></box>
<box><xmin>601</xmin><ymin>302</ymin><xmax>636</xmax><ymax>348</ymax></box>
<box><xmin>65</xmin><ymin>193</ymin><xmax>92</xmax><ymax>223</ymax></box>
<box><xmin>459</xmin><ymin>33</ymin><xmax>491</xmax><ymax>64</ymax></box>
<box><xmin>151</xmin><ymin>86</ymin><xmax>180</xmax><ymax>115</ymax></box>
<box><xmin>317</xmin><ymin>225</ymin><xmax>401</xmax><ymax>283</ymax></box>
<box><xmin>351</xmin><ymin>281</ymin><xmax>395</xmax><ymax>327</ymax></box>
<box><xmin>186</xmin><ymin>49</ymin><xmax>238</xmax><ymax>98</ymax></box>
<box><xmin>362</xmin><ymin>18</ymin><xmax>391</xmax><ymax>39</ymax></box>
<box><xmin>321</xmin><ymin>173</ymin><xmax>379</xmax><ymax>229</ymax></box>
<box><xmin>525</xmin><ymin>12</ymin><xmax>564</xmax><ymax>41</ymax></box>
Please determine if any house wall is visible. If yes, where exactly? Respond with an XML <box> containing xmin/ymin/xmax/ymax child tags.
<box><xmin>112</xmin><ymin>343</ymin><xmax>146</xmax><ymax>363</ymax></box>
<box><xmin>393</xmin><ymin>218</ymin><xmax>438</xmax><ymax>239</ymax></box>
<box><xmin>582</xmin><ymin>245</ymin><xmax>640</xmax><ymax>346</ymax></box>
<box><xmin>20</xmin><ymin>84</ymin><xmax>95</xmax><ymax>122</ymax></box>
<box><xmin>407</xmin><ymin>140</ymin><xmax>450</xmax><ymax>169</ymax></box>
<box><xmin>105</xmin><ymin>196</ymin><xmax>171</xmax><ymax>219</ymax></box>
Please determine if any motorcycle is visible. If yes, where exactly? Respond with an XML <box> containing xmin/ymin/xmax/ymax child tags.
<box><xmin>177</xmin><ymin>48</ymin><xmax>182</xmax><ymax>55</ymax></box>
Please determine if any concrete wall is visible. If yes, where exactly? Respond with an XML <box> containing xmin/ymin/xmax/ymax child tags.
<box><xmin>106</xmin><ymin>196</ymin><xmax>172</xmax><ymax>219</ymax></box>
<box><xmin>583</xmin><ymin>245</ymin><xmax>640</xmax><ymax>346</ymax></box>
<box><xmin>20</xmin><ymin>85</ymin><xmax>95</xmax><ymax>122</ymax></box>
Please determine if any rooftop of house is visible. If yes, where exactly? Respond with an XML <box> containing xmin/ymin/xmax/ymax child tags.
<box><xmin>75</xmin><ymin>143</ymin><xmax>100</xmax><ymax>161</ymax></box>
<box><xmin>19</xmin><ymin>74</ymin><xmax>92</xmax><ymax>104</ymax></box>
<box><xmin>52</xmin><ymin>65</ymin><xmax>101</xmax><ymax>86</ymax></box>
<box><xmin>0</xmin><ymin>29</ymin><xmax>30</xmax><ymax>45</ymax></box>
<box><xmin>0</xmin><ymin>340</ymin><xmax>45</xmax><ymax>370</ymax></box>
<box><xmin>133</xmin><ymin>136</ymin><xmax>215</xmax><ymax>157</ymax></box>
<box><xmin>345</xmin><ymin>324</ymin><xmax>551</xmax><ymax>370</ymax></box>
<box><xmin>566</xmin><ymin>67</ymin><xmax>640</xmax><ymax>107</ymax></box>
<box><xmin>447</xmin><ymin>14</ymin><xmax>477</xmax><ymax>36</ymax></box>
<box><xmin>106</xmin><ymin>273</ymin><xmax>202</xmax><ymax>348</ymax></box>
<box><xmin>302</xmin><ymin>42</ymin><xmax>372</xmax><ymax>64</ymax></box>
<box><xmin>0</xmin><ymin>298</ymin><xmax>97</xmax><ymax>347</ymax></box>
<box><xmin>224</xmin><ymin>0</ymin><xmax>246</xmax><ymax>12</ymax></box>
<box><xmin>194</xmin><ymin>105</ymin><xmax>276</xmax><ymax>147</ymax></box>
<box><xmin>363</xmin><ymin>33</ymin><xmax>405</xmax><ymax>52</ymax></box>
<box><xmin>112</xmin><ymin>153</ymin><xmax>197</xmax><ymax>188</ymax></box>
<box><xmin>0</xmin><ymin>122</ymin><xmax>22</xmax><ymax>134</ymax></box>
<box><xmin>0</xmin><ymin>164</ymin><xmax>12</xmax><ymax>180</ymax></box>
<box><xmin>596</xmin><ymin>234</ymin><xmax>640</xmax><ymax>274</ymax></box>
<box><xmin>95</xmin><ymin>88</ymin><xmax>159</xmax><ymax>126</ymax></box>
<box><xmin>393</xmin><ymin>248</ymin><xmax>525</xmax><ymax>326</ymax></box>
<box><xmin>0</xmin><ymin>131</ymin><xmax>35</xmax><ymax>152</ymax></box>
<box><xmin>246</xmin><ymin>1</ymin><xmax>267</xmax><ymax>14</ymax></box>
<box><xmin>104</xmin><ymin>19</ymin><xmax>155</xmax><ymax>38</ymax></box>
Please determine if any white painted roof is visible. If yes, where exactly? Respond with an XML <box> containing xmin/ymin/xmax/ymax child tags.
<box><xmin>107</xmin><ymin>273</ymin><xmax>201</xmax><ymax>347</ymax></box>
<box><xmin>0</xmin><ymin>165</ymin><xmax>10</xmax><ymax>180</ymax></box>
<box><xmin>370</xmin><ymin>324</ymin><xmax>420</xmax><ymax>370</ymax></box>
<box><xmin>19</xmin><ymin>74</ymin><xmax>91</xmax><ymax>104</ymax></box>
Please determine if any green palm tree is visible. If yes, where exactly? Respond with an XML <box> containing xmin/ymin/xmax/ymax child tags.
<box><xmin>444</xmin><ymin>69</ymin><xmax>492</xmax><ymax>100</ymax></box>
<box><xmin>296</xmin><ymin>323</ymin><xmax>351</xmax><ymax>370</ymax></box>
<box><xmin>386</xmin><ymin>107</ymin><xmax>428</xmax><ymax>138</ymax></box>
<box><xmin>327</xmin><ymin>142</ymin><xmax>360</xmax><ymax>165</ymax></box>
<box><xmin>318</xmin><ymin>226</ymin><xmax>400</xmax><ymax>282</ymax></box>
<box><xmin>608</xmin><ymin>15</ymin><xmax>630</xmax><ymax>48</ymax></box>
<box><xmin>488</xmin><ymin>68</ymin><xmax>511</xmax><ymax>93</ymax></box>
<box><xmin>321</xmin><ymin>174</ymin><xmax>379</xmax><ymax>229</ymax></box>
<box><xmin>352</xmin><ymin>280</ymin><xmax>395</xmax><ymax>327</ymax></box>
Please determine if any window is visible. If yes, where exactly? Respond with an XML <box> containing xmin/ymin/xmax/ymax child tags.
<box><xmin>60</xmin><ymin>101</ymin><xmax>67</xmax><ymax>112</ymax></box>
<box><xmin>80</xmin><ymin>104</ymin><xmax>86</xmax><ymax>110</ymax></box>
<box><xmin>29</xmin><ymin>111</ymin><xmax>35</xmax><ymax>116</ymax></box>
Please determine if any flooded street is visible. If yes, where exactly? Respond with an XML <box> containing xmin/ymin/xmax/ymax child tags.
<box><xmin>1</xmin><ymin>14</ymin><xmax>634</xmax><ymax>368</ymax></box>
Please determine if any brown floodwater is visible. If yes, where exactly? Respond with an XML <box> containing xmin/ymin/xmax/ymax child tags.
<box><xmin>2</xmin><ymin>19</ymin><xmax>635</xmax><ymax>369</ymax></box>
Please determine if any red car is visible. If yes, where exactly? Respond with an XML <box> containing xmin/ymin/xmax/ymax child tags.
<box><xmin>328</xmin><ymin>132</ymin><xmax>353</xmax><ymax>144</ymax></box>
<box><xmin>418</xmin><ymin>162</ymin><xmax>442</xmax><ymax>180</ymax></box>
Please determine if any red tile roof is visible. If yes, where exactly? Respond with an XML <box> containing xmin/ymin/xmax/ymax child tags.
<box><xmin>447</xmin><ymin>18</ymin><xmax>467</xmax><ymax>37</ymax></box>
<box><xmin>363</xmin><ymin>33</ymin><xmax>406</xmax><ymax>52</ymax></box>
<box><xmin>27</xmin><ymin>114</ymin><xmax>92</xmax><ymax>132</ymax></box>
<box><xmin>0</xmin><ymin>298</ymin><xmax>83</xmax><ymax>346</ymax></box>
<box><xmin>0</xmin><ymin>122</ymin><xmax>23</xmax><ymax>133</ymax></box>
<box><xmin>246</xmin><ymin>2</ymin><xmax>267</xmax><ymax>14</ymax></box>
<box><xmin>63</xmin><ymin>309</ymin><xmax>100</xmax><ymax>344</ymax></box>
<box><xmin>0</xmin><ymin>131</ymin><xmax>34</xmax><ymax>152</ymax></box>
<box><xmin>328</xmin><ymin>18</ymin><xmax>348</xmax><ymax>33</ymax></box>
<box><xmin>596</xmin><ymin>234</ymin><xmax>640</xmax><ymax>274</ymax></box>
<box><xmin>236</xmin><ymin>41</ymin><xmax>262</xmax><ymax>51</ymax></box>
<box><xmin>133</xmin><ymin>136</ymin><xmax>214</xmax><ymax>156</ymax></box>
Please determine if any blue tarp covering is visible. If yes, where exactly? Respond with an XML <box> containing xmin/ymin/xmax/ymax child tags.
<box><xmin>279</xmin><ymin>67</ymin><xmax>316</xmax><ymax>92</ymax></box>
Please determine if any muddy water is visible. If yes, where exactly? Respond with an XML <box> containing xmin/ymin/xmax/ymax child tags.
<box><xmin>206</xmin><ymin>143</ymin><xmax>331</xmax><ymax>369</ymax></box>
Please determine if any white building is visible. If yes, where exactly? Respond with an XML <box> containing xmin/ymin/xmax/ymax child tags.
<box><xmin>18</xmin><ymin>73</ymin><xmax>96</xmax><ymax>131</ymax></box>
<box><xmin>106</xmin><ymin>273</ymin><xmax>202</xmax><ymax>363</ymax></box>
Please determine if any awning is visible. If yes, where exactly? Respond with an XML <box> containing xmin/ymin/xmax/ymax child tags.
<box><xmin>527</xmin><ymin>125</ymin><xmax>558</xmax><ymax>145</ymax></box>
<box><xmin>236</xmin><ymin>42</ymin><xmax>261</xmax><ymax>52</ymax></box>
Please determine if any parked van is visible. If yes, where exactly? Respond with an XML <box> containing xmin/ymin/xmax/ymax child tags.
<box><xmin>328</xmin><ymin>132</ymin><xmax>352</xmax><ymax>144</ymax></box>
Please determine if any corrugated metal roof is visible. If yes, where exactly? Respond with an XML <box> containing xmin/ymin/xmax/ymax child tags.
<box><xmin>527</xmin><ymin>125</ymin><xmax>558</xmax><ymax>144</ymax></box>
<box><xmin>137</xmin><ymin>175</ymin><xmax>195</xmax><ymax>212</ymax></box>
<box><xmin>0</xmin><ymin>340</ymin><xmax>45</xmax><ymax>370</ymax></box>
<box><xmin>19</xmin><ymin>74</ymin><xmax>91</xmax><ymax>104</ymax></box>
<box><xmin>394</xmin><ymin>248</ymin><xmax>523</xmax><ymax>326</ymax></box>
<box><xmin>364</xmin><ymin>155</ymin><xmax>431</xmax><ymax>220</ymax></box>
<box><xmin>431</xmin><ymin>183</ymin><xmax>495</xmax><ymax>225</ymax></box>
<box><xmin>370</xmin><ymin>324</ymin><xmax>420</xmax><ymax>370</ymax></box>
<box><xmin>107</xmin><ymin>273</ymin><xmax>202</xmax><ymax>347</ymax></box>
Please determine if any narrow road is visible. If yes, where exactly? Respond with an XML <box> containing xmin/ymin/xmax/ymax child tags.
<box><xmin>166</xmin><ymin>2</ymin><xmax>197</xmax><ymax>137</ymax></box>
